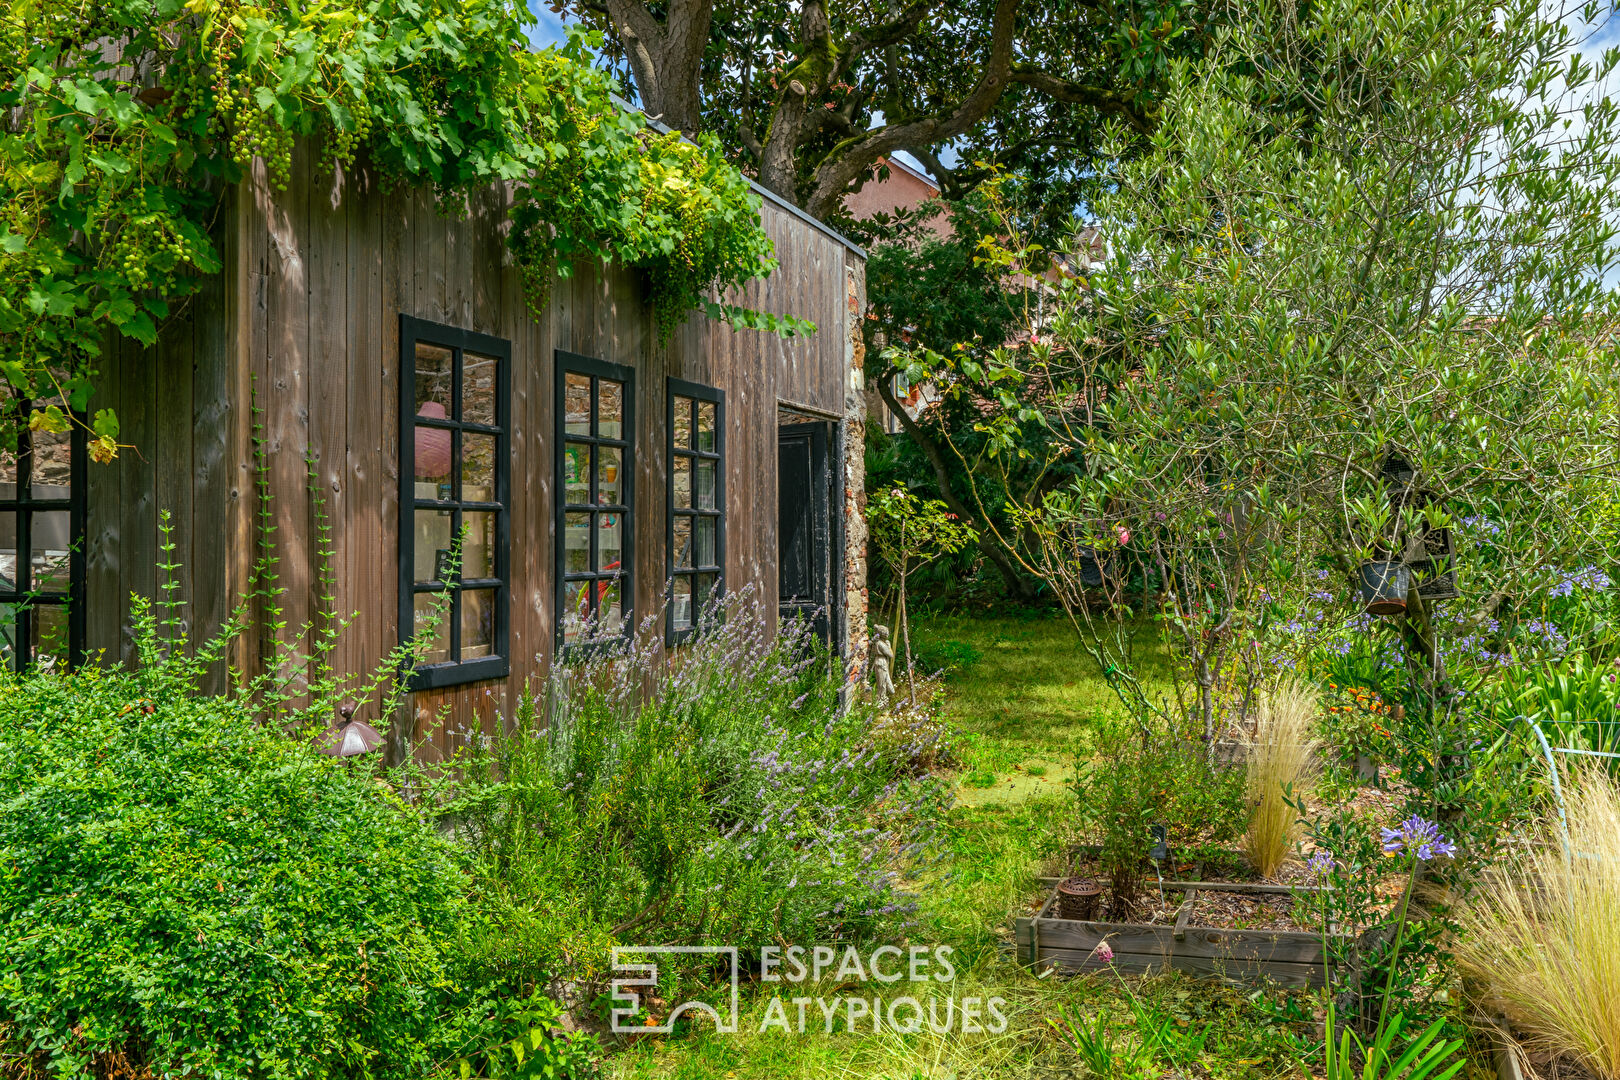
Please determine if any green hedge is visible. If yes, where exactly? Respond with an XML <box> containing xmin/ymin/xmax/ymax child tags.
<box><xmin>0</xmin><ymin>659</ymin><xmax>473</xmax><ymax>1079</ymax></box>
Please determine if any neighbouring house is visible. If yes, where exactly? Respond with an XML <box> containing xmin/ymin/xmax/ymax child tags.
<box><xmin>6</xmin><ymin>141</ymin><xmax>869</xmax><ymax>761</ymax></box>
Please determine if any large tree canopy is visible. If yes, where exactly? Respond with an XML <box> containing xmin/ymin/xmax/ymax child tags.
<box><xmin>557</xmin><ymin>0</ymin><xmax>1209</xmax><ymax>224</ymax></box>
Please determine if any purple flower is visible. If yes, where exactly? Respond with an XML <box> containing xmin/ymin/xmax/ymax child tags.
<box><xmin>1380</xmin><ymin>815</ymin><xmax>1456</xmax><ymax>861</ymax></box>
<box><xmin>1306</xmin><ymin>850</ymin><xmax>1336</xmax><ymax>879</ymax></box>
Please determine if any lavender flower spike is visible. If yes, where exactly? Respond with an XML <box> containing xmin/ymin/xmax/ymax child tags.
<box><xmin>1380</xmin><ymin>815</ymin><xmax>1456</xmax><ymax>861</ymax></box>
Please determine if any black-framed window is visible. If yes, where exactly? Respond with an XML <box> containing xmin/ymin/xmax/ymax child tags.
<box><xmin>557</xmin><ymin>352</ymin><xmax>634</xmax><ymax>653</ymax></box>
<box><xmin>398</xmin><ymin>315</ymin><xmax>511</xmax><ymax>689</ymax></box>
<box><xmin>0</xmin><ymin>396</ymin><xmax>84</xmax><ymax>671</ymax></box>
<box><xmin>667</xmin><ymin>379</ymin><xmax>724</xmax><ymax>645</ymax></box>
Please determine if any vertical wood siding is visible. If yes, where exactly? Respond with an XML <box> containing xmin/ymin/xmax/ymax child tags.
<box><xmin>86</xmin><ymin>158</ymin><xmax>862</xmax><ymax>759</ymax></box>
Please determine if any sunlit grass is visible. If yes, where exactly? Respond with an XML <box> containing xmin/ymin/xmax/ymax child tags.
<box><xmin>608</xmin><ymin>612</ymin><xmax>1318</xmax><ymax>1078</ymax></box>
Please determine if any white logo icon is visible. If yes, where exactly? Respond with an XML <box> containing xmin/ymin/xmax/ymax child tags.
<box><xmin>610</xmin><ymin>946</ymin><xmax>740</xmax><ymax>1034</ymax></box>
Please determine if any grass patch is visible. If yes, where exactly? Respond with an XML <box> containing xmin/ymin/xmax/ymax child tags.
<box><xmin>605</xmin><ymin>612</ymin><xmax>1331</xmax><ymax>1078</ymax></box>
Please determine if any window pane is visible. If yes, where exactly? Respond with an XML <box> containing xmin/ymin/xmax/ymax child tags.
<box><xmin>563</xmin><ymin>442</ymin><xmax>591</xmax><ymax>505</ymax></box>
<box><xmin>565</xmin><ymin>373</ymin><xmax>591</xmax><ymax>436</ymax></box>
<box><xmin>562</xmin><ymin>580</ymin><xmax>590</xmax><ymax>643</ymax></box>
<box><xmin>462</xmin><ymin>511</ymin><xmax>497</xmax><ymax>580</ymax></box>
<box><xmin>414</xmin><ymin>424</ymin><xmax>452</xmax><ymax>491</ymax></box>
<box><xmin>33</xmin><ymin>511</ymin><xmax>71</xmax><ymax>592</ymax></box>
<box><xmin>414</xmin><ymin>343</ymin><xmax>454</xmax><ymax>417</ymax></box>
<box><xmin>672</xmin><ymin>456</ymin><xmax>691</xmax><ymax>509</ymax></box>
<box><xmin>0</xmin><ymin>608</ymin><xmax>16</xmax><ymax>671</ymax></box>
<box><xmin>413</xmin><ymin>591</ymin><xmax>452</xmax><ymax>664</ymax></box>
<box><xmin>598</xmin><ymin>513</ymin><xmax>624</xmax><ymax>573</ymax></box>
<box><xmin>598</xmin><ymin>578</ymin><xmax>623</xmax><ymax>635</ymax></box>
<box><xmin>672</xmin><ymin>515</ymin><xmax>692</xmax><ymax>571</ymax></box>
<box><xmin>694</xmin><ymin>517</ymin><xmax>716</xmax><ymax>569</ymax></box>
<box><xmin>414</xmin><ymin>508</ymin><xmax>454</xmax><ymax>583</ymax></box>
<box><xmin>30</xmin><ymin>604</ymin><xmax>69</xmax><ymax>671</ymax></box>
<box><xmin>463</xmin><ymin>352</ymin><xmax>499</xmax><ymax>426</ymax></box>
<box><xmin>597</xmin><ymin>445</ymin><xmax>622</xmax><ymax>506</ymax></box>
<box><xmin>599</xmin><ymin>380</ymin><xmax>623</xmax><ymax>438</ymax></box>
<box><xmin>564</xmin><ymin>512</ymin><xmax>591</xmax><ymax>574</ymax></box>
<box><xmin>463</xmin><ymin>432</ymin><xmax>497</xmax><ymax>503</ymax></box>
<box><xmin>672</xmin><ymin>396</ymin><xmax>693</xmax><ymax>450</ymax></box>
<box><xmin>0</xmin><ymin>513</ymin><xmax>16</xmax><ymax>591</ymax></box>
<box><xmin>29</xmin><ymin>426</ymin><xmax>72</xmax><ymax>494</ymax></box>
<box><xmin>695</xmin><ymin>460</ymin><xmax>717</xmax><ymax>510</ymax></box>
<box><xmin>697</xmin><ymin>401</ymin><xmax>716</xmax><ymax>453</ymax></box>
<box><xmin>461</xmin><ymin>588</ymin><xmax>496</xmax><ymax>659</ymax></box>
<box><xmin>695</xmin><ymin>572</ymin><xmax>718</xmax><ymax>620</ymax></box>
<box><xmin>0</xmin><ymin>435</ymin><xmax>16</xmax><ymax>490</ymax></box>
<box><xmin>671</xmin><ymin>576</ymin><xmax>692</xmax><ymax>630</ymax></box>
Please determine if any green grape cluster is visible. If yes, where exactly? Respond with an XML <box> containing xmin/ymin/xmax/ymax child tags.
<box><xmin>106</xmin><ymin>212</ymin><xmax>196</xmax><ymax>291</ymax></box>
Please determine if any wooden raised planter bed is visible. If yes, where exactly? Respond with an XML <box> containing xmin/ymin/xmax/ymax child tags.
<box><xmin>1015</xmin><ymin>878</ymin><xmax>1349</xmax><ymax>989</ymax></box>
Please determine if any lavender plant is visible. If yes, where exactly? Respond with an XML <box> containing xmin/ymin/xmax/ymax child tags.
<box><xmin>432</xmin><ymin>590</ymin><xmax>951</xmax><ymax>991</ymax></box>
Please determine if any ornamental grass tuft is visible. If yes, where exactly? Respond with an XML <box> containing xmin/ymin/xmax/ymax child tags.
<box><xmin>1243</xmin><ymin>682</ymin><xmax>1320</xmax><ymax>879</ymax></box>
<box><xmin>1454</xmin><ymin>768</ymin><xmax>1620</xmax><ymax>1080</ymax></box>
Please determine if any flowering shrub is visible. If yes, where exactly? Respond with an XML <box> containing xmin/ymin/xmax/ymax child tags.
<box><xmin>432</xmin><ymin>599</ymin><xmax>949</xmax><ymax>991</ymax></box>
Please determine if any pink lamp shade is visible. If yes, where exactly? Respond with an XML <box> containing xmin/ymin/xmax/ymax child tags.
<box><xmin>415</xmin><ymin>401</ymin><xmax>451</xmax><ymax>478</ymax></box>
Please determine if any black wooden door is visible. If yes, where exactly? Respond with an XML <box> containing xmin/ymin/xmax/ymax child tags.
<box><xmin>778</xmin><ymin>422</ymin><xmax>830</xmax><ymax>644</ymax></box>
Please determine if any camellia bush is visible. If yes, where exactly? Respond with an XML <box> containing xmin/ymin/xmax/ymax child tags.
<box><xmin>1</xmin><ymin>0</ymin><xmax>788</xmax><ymax>457</ymax></box>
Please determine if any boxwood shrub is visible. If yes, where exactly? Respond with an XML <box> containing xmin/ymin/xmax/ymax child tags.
<box><xmin>0</xmin><ymin>653</ymin><xmax>474</xmax><ymax>1079</ymax></box>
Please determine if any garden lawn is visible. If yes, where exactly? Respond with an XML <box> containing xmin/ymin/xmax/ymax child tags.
<box><xmin>607</xmin><ymin>613</ymin><xmax>1321</xmax><ymax>1079</ymax></box>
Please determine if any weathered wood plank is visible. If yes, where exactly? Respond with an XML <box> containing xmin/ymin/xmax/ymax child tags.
<box><xmin>264</xmin><ymin>139</ymin><xmax>313</xmax><ymax>684</ymax></box>
<box><xmin>307</xmin><ymin>156</ymin><xmax>348</xmax><ymax>704</ymax></box>
<box><xmin>155</xmin><ymin>280</ymin><xmax>195</xmax><ymax>646</ymax></box>
<box><xmin>1030</xmin><ymin>915</ymin><xmax>1336</xmax><ymax>962</ymax></box>
<box><xmin>1031</xmin><ymin>945</ymin><xmax>1332</xmax><ymax>990</ymax></box>
<box><xmin>119</xmin><ymin>325</ymin><xmax>157</xmax><ymax>663</ymax></box>
<box><xmin>344</xmin><ymin>161</ymin><xmax>383</xmax><ymax>696</ymax></box>
<box><xmin>192</xmin><ymin>184</ymin><xmax>235</xmax><ymax>690</ymax></box>
<box><xmin>85</xmin><ymin>333</ymin><xmax>122</xmax><ymax>662</ymax></box>
<box><xmin>380</xmin><ymin>175</ymin><xmax>412</xmax><ymax>758</ymax></box>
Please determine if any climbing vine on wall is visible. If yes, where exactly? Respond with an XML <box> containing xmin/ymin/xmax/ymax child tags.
<box><xmin>1</xmin><ymin>0</ymin><xmax>795</xmax><ymax>460</ymax></box>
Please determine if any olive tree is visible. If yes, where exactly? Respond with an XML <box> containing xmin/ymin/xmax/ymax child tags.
<box><xmin>935</xmin><ymin>0</ymin><xmax>1620</xmax><ymax>745</ymax></box>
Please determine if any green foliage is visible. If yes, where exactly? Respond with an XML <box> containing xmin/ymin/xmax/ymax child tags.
<box><xmin>429</xmin><ymin>609</ymin><xmax>948</xmax><ymax>996</ymax></box>
<box><xmin>0</xmin><ymin>610</ymin><xmax>475</xmax><ymax>1079</ymax></box>
<box><xmin>936</xmin><ymin>0</ymin><xmax>1620</xmax><ymax>741</ymax></box>
<box><xmin>1</xmin><ymin>2</ymin><xmax>784</xmax><ymax>442</ymax></box>
<box><xmin>910</xmin><ymin>636</ymin><xmax>984</xmax><ymax>675</ymax></box>
<box><xmin>1491</xmin><ymin>654</ymin><xmax>1620</xmax><ymax>772</ymax></box>
<box><xmin>1074</xmin><ymin>728</ymin><xmax>1245</xmax><ymax>917</ymax></box>
<box><xmin>443</xmin><ymin>991</ymin><xmax>601</xmax><ymax>1080</ymax></box>
<box><xmin>1322</xmin><ymin>1004</ymin><xmax>1465</xmax><ymax>1080</ymax></box>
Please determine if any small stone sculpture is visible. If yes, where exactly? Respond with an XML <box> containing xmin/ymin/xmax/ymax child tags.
<box><xmin>870</xmin><ymin>624</ymin><xmax>896</xmax><ymax>706</ymax></box>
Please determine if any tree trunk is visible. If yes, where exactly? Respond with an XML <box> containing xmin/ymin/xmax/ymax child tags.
<box><xmin>602</xmin><ymin>0</ymin><xmax>714</xmax><ymax>135</ymax></box>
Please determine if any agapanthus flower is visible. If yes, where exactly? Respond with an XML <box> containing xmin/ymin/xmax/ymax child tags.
<box><xmin>1380</xmin><ymin>815</ymin><xmax>1456</xmax><ymax>861</ymax></box>
<box><xmin>1306</xmin><ymin>850</ymin><xmax>1337</xmax><ymax>878</ymax></box>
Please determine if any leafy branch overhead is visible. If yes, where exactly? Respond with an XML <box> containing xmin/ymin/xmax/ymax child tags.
<box><xmin>561</xmin><ymin>0</ymin><xmax>1206</xmax><ymax>229</ymax></box>
<box><xmin>0</xmin><ymin>0</ymin><xmax>790</xmax><ymax>456</ymax></box>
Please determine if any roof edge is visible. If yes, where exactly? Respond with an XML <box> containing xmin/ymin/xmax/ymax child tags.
<box><xmin>611</xmin><ymin>93</ymin><xmax>867</xmax><ymax>260</ymax></box>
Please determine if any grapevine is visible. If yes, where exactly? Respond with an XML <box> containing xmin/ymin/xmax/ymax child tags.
<box><xmin>0</xmin><ymin>0</ymin><xmax>789</xmax><ymax>456</ymax></box>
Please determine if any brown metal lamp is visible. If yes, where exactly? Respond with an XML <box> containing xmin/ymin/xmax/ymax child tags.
<box><xmin>315</xmin><ymin>703</ymin><xmax>381</xmax><ymax>757</ymax></box>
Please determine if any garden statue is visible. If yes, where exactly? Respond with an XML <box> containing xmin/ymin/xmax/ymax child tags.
<box><xmin>870</xmin><ymin>625</ymin><xmax>896</xmax><ymax>705</ymax></box>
